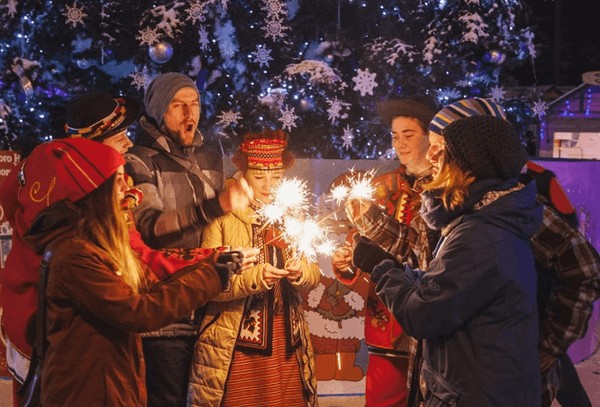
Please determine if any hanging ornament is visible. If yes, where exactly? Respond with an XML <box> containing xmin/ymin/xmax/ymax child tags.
<box><xmin>148</xmin><ymin>41</ymin><xmax>174</xmax><ymax>64</ymax></box>
<box><xmin>76</xmin><ymin>58</ymin><xmax>92</xmax><ymax>69</ymax></box>
<box><xmin>483</xmin><ymin>50</ymin><xmax>506</xmax><ymax>65</ymax></box>
<box><xmin>11</xmin><ymin>59</ymin><xmax>34</xmax><ymax>98</ymax></box>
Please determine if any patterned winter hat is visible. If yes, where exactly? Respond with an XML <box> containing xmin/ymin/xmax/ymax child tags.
<box><xmin>377</xmin><ymin>96</ymin><xmax>439</xmax><ymax>128</ymax></box>
<box><xmin>429</xmin><ymin>97</ymin><xmax>506</xmax><ymax>136</ymax></box>
<box><xmin>232</xmin><ymin>129</ymin><xmax>294</xmax><ymax>172</ymax></box>
<box><xmin>65</xmin><ymin>91</ymin><xmax>140</xmax><ymax>140</ymax></box>
<box><xmin>442</xmin><ymin>115</ymin><xmax>527</xmax><ymax>181</ymax></box>
<box><xmin>17</xmin><ymin>138</ymin><xmax>124</xmax><ymax>229</ymax></box>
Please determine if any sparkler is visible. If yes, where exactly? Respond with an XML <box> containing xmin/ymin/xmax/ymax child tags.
<box><xmin>327</xmin><ymin>168</ymin><xmax>378</xmax><ymax>234</ymax></box>
<box><xmin>257</xmin><ymin>177</ymin><xmax>338</xmax><ymax>262</ymax></box>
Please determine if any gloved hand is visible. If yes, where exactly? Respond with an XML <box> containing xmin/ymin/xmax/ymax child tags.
<box><xmin>214</xmin><ymin>251</ymin><xmax>244</xmax><ymax>288</ymax></box>
<box><xmin>352</xmin><ymin>234</ymin><xmax>399</xmax><ymax>273</ymax></box>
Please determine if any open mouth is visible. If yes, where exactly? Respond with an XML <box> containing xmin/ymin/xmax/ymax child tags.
<box><xmin>184</xmin><ymin>123</ymin><xmax>194</xmax><ymax>132</ymax></box>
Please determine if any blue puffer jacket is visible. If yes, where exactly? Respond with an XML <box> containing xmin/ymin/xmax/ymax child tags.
<box><xmin>373</xmin><ymin>177</ymin><xmax>543</xmax><ymax>407</ymax></box>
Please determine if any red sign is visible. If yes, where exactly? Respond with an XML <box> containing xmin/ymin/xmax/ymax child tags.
<box><xmin>0</xmin><ymin>150</ymin><xmax>21</xmax><ymax>224</ymax></box>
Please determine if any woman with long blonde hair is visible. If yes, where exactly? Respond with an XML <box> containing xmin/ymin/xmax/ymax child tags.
<box><xmin>355</xmin><ymin>111</ymin><xmax>543</xmax><ymax>406</ymax></box>
<box><xmin>16</xmin><ymin>138</ymin><xmax>231</xmax><ymax>407</ymax></box>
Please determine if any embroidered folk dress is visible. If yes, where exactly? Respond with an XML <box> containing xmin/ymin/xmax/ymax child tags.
<box><xmin>187</xmin><ymin>204</ymin><xmax>320</xmax><ymax>407</ymax></box>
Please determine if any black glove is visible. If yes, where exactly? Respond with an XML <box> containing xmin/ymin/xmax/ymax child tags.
<box><xmin>352</xmin><ymin>234</ymin><xmax>399</xmax><ymax>274</ymax></box>
<box><xmin>214</xmin><ymin>251</ymin><xmax>244</xmax><ymax>288</ymax></box>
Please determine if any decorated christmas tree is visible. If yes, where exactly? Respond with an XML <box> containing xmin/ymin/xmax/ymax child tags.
<box><xmin>0</xmin><ymin>0</ymin><xmax>538</xmax><ymax>158</ymax></box>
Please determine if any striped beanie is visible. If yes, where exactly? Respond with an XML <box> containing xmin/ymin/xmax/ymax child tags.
<box><xmin>17</xmin><ymin>138</ymin><xmax>124</xmax><ymax>229</ymax></box>
<box><xmin>144</xmin><ymin>73</ymin><xmax>199</xmax><ymax>125</ymax></box>
<box><xmin>429</xmin><ymin>98</ymin><xmax>506</xmax><ymax>136</ymax></box>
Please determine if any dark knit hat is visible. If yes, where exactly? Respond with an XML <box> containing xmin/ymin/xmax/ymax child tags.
<box><xmin>17</xmin><ymin>138</ymin><xmax>124</xmax><ymax>228</ymax></box>
<box><xmin>442</xmin><ymin>115</ymin><xmax>527</xmax><ymax>181</ymax></box>
<box><xmin>429</xmin><ymin>97</ymin><xmax>506</xmax><ymax>136</ymax></box>
<box><xmin>144</xmin><ymin>73</ymin><xmax>199</xmax><ymax>125</ymax></box>
<box><xmin>377</xmin><ymin>96</ymin><xmax>439</xmax><ymax>128</ymax></box>
<box><xmin>65</xmin><ymin>91</ymin><xmax>140</xmax><ymax>141</ymax></box>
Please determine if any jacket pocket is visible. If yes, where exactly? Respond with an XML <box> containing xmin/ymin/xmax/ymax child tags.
<box><xmin>422</xmin><ymin>361</ymin><xmax>461</xmax><ymax>406</ymax></box>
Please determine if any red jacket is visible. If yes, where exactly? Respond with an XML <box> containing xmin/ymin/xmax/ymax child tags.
<box><xmin>335</xmin><ymin>166</ymin><xmax>418</xmax><ymax>353</ymax></box>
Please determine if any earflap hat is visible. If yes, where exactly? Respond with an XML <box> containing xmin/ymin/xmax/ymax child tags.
<box><xmin>17</xmin><ymin>138</ymin><xmax>124</xmax><ymax>229</ymax></box>
<box><xmin>65</xmin><ymin>91</ymin><xmax>140</xmax><ymax>141</ymax></box>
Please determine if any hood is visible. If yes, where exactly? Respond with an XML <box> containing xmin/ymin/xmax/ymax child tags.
<box><xmin>23</xmin><ymin>201</ymin><xmax>80</xmax><ymax>255</ymax></box>
<box><xmin>136</xmin><ymin>116</ymin><xmax>204</xmax><ymax>155</ymax></box>
<box><xmin>421</xmin><ymin>175</ymin><xmax>542</xmax><ymax>240</ymax></box>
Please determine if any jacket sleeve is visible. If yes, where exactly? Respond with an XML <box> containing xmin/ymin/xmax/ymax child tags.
<box><xmin>532</xmin><ymin>205</ymin><xmax>600</xmax><ymax>360</ymax></box>
<box><xmin>125</xmin><ymin>152</ymin><xmax>223</xmax><ymax>247</ymax></box>
<box><xmin>51</xmin><ymin>247</ymin><xmax>224</xmax><ymax>333</ymax></box>
<box><xmin>372</xmin><ymin>226</ymin><xmax>505</xmax><ymax>339</ymax></box>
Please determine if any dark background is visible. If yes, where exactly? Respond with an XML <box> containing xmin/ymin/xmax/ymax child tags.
<box><xmin>513</xmin><ymin>0</ymin><xmax>600</xmax><ymax>86</ymax></box>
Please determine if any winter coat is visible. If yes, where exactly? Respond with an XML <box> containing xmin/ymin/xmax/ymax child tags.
<box><xmin>125</xmin><ymin>116</ymin><xmax>224</xmax><ymax>250</ymax></box>
<box><xmin>24</xmin><ymin>201</ymin><xmax>227</xmax><ymax>407</ymax></box>
<box><xmin>372</xmin><ymin>178</ymin><xmax>543</xmax><ymax>406</ymax></box>
<box><xmin>187</xmin><ymin>205</ymin><xmax>320</xmax><ymax>406</ymax></box>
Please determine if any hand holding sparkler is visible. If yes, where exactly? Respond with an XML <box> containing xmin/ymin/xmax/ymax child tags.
<box><xmin>331</xmin><ymin>244</ymin><xmax>356</xmax><ymax>278</ymax></box>
<box><xmin>263</xmin><ymin>264</ymin><xmax>289</xmax><ymax>286</ymax></box>
<box><xmin>285</xmin><ymin>257</ymin><xmax>303</xmax><ymax>282</ymax></box>
<box><xmin>328</xmin><ymin>168</ymin><xmax>377</xmax><ymax>234</ymax></box>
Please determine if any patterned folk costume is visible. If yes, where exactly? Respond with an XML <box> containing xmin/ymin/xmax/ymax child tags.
<box><xmin>187</xmin><ymin>130</ymin><xmax>320</xmax><ymax>406</ymax></box>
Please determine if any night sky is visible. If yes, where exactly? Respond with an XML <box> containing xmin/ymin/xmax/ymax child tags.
<box><xmin>512</xmin><ymin>0</ymin><xmax>600</xmax><ymax>86</ymax></box>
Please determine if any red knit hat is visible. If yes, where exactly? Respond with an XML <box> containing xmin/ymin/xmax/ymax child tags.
<box><xmin>232</xmin><ymin>129</ymin><xmax>294</xmax><ymax>172</ymax></box>
<box><xmin>17</xmin><ymin>138</ymin><xmax>124</xmax><ymax>228</ymax></box>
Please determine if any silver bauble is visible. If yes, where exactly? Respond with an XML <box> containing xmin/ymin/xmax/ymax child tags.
<box><xmin>148</xmin><ymin>41</ymin><xmax>174</xmax><ymax>64</ymax></box>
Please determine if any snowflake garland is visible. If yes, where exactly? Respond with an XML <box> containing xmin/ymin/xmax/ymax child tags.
<box><xmin>198</xmin><ymin>25</ymin><xmax>210</xmax><ymax>51</ymax></box>
<box><xmin>252</xmin><ymin>44</ymin><xmax>273</xmax><ymax>68</ymax></box>
<box><xmin>352</xmin><ymin>68</ymin><xmax>378</xmax><ymax>97</ymax></box>
<box><xmin>63</xmin><ymin>2</ymin><xmax>87</xmax><ymax>28</ymax></box>
<box><xmin>532</xmin><ymin>99</ymin><xmax>548</xmax><ymax>118</ymax></box>
<box><xmin>326</xmin><ymin>98</ymin><xmax>350</xmax><ymax>124</ymax></box>
<box><xmin>262</xmin><ymin>16</ymin><xmax>288</xmax><ymax>42</ymax></box>
<box><xmin>217</xmin><ymin>110</ymin><xmax>243</xmax><ymax>127</ymax></box>
<box><xmin>278</xmin><ymin>105</ymin><xmax>299</xmax><ymax>131</ymax></box>
<box><xmin>137</xmin><ymin>27</ymin><xmax>160</xmax><ymax>46</ymax></box>
<box><xmin>341</xmin><ymin>125</ymin><xmax>354</xmax><ymax>150</ymax></box>
<box><xmin>489</xmin><ymin>86</ymin><xmax>505</xmax><ymax>101</ymax></box>
<box><xmin>186</xmin><ymin>0</ymin><xmax>208</xmax><ymax>24</ymax></box>
<box><xmin>130</xmin><ymin>70</ymin><xmax>150</xmax><ymax>91</ymax></box>
<box><xmin>262</xmin><ymin>0</ymin><xmax>287</xmax><ymax>19</ymax></box>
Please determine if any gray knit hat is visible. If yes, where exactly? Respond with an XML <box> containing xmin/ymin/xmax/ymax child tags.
<box><xmin>442</xmin><ymin>115</ymin><xmax>527</xmax><ymax>181</ymax></box>
<box><xmin>144</xmin><ymin>73</ymin><xmax>199</xmax><ymax>125</ymax></box>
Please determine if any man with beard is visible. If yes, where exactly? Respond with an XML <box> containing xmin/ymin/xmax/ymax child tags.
<box><xmin>125</xmin><ymin>72</ymin><xmax>251</xmax><ymax>407</ymax></box>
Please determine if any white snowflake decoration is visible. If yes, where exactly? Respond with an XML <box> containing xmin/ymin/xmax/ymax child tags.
<box><xmin>380</xmin><ymin>148</ymin><xmax>396</xmax><ymax>160</ymax></box>
<box><xmin>489</xmin><ymin>86</ymin><xmax>505</xmax><ymax>101</ymax></box>
<box><xmin>137</xmin><ymin>27</ymin><xmax>160</xmax><ymax>46</ymax></box>
<box><xmin>186</xmin><ymin>0</ymin><xmax>208</xmax><ymax>24</ymax></box>
<box><xmin>130</xmin><ymin>70</ymin><xmax>150</xmax><ymax>91</ymax></box>
<box><xmin>198</xmin><ymin>25</ymin><xmax>210</xmax><ymax>51</ymax></box>
<box><xmin>341</xmin><ymin>126</ymin><xmax>354</xmax><ymax>150</ymax></box>
<box><xmin>63</xmin><ymin>2</ymin><xmax>87</xmax><ymax>28</ymax></box>
<box><xmin>252</xmin><ymin>44</ymin><xmax>273</xmax><ymax>68</ymax></box>
<box><xmin>326</xmin><ymin>98</ymin><xmax>350</xmax><ymax>124</ymax></box>
<box><xmin>262</xmin><ymin>0</ymin><xmax>287</xmax><ymax>18</ymax></box>
<box><xmin>532</xmin><ymin>99</ymin><xmax>547</xmax><ymax>118</ymax></box>
<box><xmin>352</xmin><ymin>68</ymin><xmax>378</xmax><ymax>97</ymax></box>
<box><xmin>217</xmin><ymin>110</ymin><xmax>242</xmax><ymax>127</ymax></box>
<box><xmin>278</xmin><ymin>105</ymin><xmax>299</xmax><ymax>131</ymax></box>
<box><xmin>262</xmin><ymin>17</ymin><xmax>288</xmax><ymax>42</ymax></box>
<box><xmin>456</xmin><ymin>79</ymin><xmax>471</xmax><ymax>88</ymax></box>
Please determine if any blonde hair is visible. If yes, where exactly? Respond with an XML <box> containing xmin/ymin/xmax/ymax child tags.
<box><xmin>78</xmin><ymin>175</ymin><xmax>143</xmax><ymax>293</ymax></box>
<box><xmin>423</xmin><ymin>150</ymin><xmax>476</xmax><ymax>210</ymax></box>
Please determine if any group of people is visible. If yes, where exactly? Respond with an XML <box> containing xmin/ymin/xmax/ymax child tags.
<box><xmin>0</xmin><ymin>70</ymin><xmax>597</xmax><ymax>407</ymax></box>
